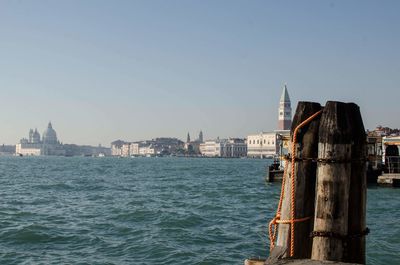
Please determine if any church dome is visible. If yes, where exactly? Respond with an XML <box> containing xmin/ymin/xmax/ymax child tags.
<box><xmin>43</xmin><ymin>122</ymin><xmax>58</xmax><ymax>144</ymax></box>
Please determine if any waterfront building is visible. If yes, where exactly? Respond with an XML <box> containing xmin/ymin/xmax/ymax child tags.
<box><xmin>382</xmin><ymin>136</ymin><xmax>400</xmax><ymax>167</ymax></box>
<box><xmin>139</xmin><ymin>145</ymin><xmax>156</xmax><ymax>156</ymax></box>
<box><xmin>200</xmin><ymin>138</ymin><xmax>247</xmax><ymax>158</ymax></box>
<box><xmin>111</xmin><ymin>140</ymin><xmax>125</xmax><ymax>156</ymax></box>
<box><xmin>278</xmin><ymin>84</ymin><xmax>292</xmax><ymax>130</ymax></box>
<box><xmin>16</xmin><ymin>122</ymin><xmax>66</xmax><ymax>156</ymax></box>
<box><xmin>121</xmin><ymin>143</ymin><xmax>131</xmax><ymax>157</ymax></box>
<box><xmin>15</xmin><ymin>142</ymin><xmax>42</xmax><ymax>156</ymax></box>
<box><xmin>221</xmin><ymin>138</ymin><xmax>247</xmax><ymax>158</ymax></box>
<box><xmin>199</xmin><ymin>140</ymin><xmax>216</xmax><ymax>157</ymax></box>
<box><xmin>129</xmin><ymin>143</ymin><xmax>140</xmax><ymax>156</ymax></box>
<box><xmin>111</xmin><ymin>137</ymin><xmax>184</xmax><ymax>157</ymax></box>
<box><xmin>247</xmin><ymin>132</ymin><xmax>277</xmax><ymax>158</ymax></box>
<box><xmin>247</xmin><ymin>131</ymin><xmax>290</xmax><ymax>158</ymax></box>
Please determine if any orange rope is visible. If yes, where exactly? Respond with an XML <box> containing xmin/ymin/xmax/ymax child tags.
<box><xmin>269</xmin><ymin>110</ymin><xmax>322</xmax><ymax>257</ymax></box>
<box><xmin>268</xmin><ymin>160</ymin><xmax>289</xmax><ymax>250</ymax></box>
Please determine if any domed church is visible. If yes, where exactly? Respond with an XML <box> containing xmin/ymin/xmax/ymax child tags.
<box><xmin>16</xmin><ymin>122</ymin><xmax>66</xmax><ymax>156</ymax></box>
<box><xmin>43</xmin><ymin>122</ymin><xmax>59</xmax><ymax>145</ymax></box>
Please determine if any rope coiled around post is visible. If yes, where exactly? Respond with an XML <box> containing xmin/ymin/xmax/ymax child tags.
<box><xmin>269</xmin><ymin>110</ymin><xmax>323</xmax><ymax>257</ymax></box>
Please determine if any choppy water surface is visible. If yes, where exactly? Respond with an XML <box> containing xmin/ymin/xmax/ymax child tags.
<box><xmin>0</xmin><ymin>157</ymin><xmax>398</xmax><ymax>264</ymax></box>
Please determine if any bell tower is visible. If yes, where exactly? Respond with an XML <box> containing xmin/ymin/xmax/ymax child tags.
<box><xmin>278</xmin><ymin>84</ymin><xmax>292</xmax><ymax>130</ymax></box>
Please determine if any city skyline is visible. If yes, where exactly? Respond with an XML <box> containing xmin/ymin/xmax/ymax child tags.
<box><xmin>1</xmin><ymin>1</ymin><xmax>399</xmax><ymax>146</ymax></box>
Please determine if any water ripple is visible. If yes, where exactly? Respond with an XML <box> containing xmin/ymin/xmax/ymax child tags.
<box><xmin>0</xmin><ymin>157</ymin><xmax>398</xmax><ymax>264</ymax></box>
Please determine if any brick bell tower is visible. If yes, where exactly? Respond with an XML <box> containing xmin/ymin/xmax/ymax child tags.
<box><xmin>278</xmin><ymin>84</ymin><xmax>292</xmax><ymax>130</ymax></box>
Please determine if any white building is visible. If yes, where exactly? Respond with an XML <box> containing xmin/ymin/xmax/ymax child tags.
<box><xmin>111</xmin><ymin>140</ymin><xmax>124</xmax><ymax>156</ymax></box>
<box><xmin>112</xmin><ymin>141</ymin><xmax>155</xmax><ymax>157</ymax></box>
<box><xmin>247</xmin><ymin>131</ymin><xmax>289</xmax><ymax>158</ymax></box>
<box><xmin>121</xmin><ymin>143</ymin><xmax>131</xmax><ymax>157</ymax></box>
<box><xmin>129</xmin><ymin>143</ymin><xmax>140</xmax><ymax>156</ymax></box>
<box><xmin>139</xmin><ymin>145</ymin><xmax>156</xmax><ymax>156</ymax></box>
<box><xmin>200</xmin><ymin>140</ymin><xmax>221</xmax><ymax>157</ymax></box>
<box><xmin>15</xmin><ymin>143</ymin><xmax>42</xmax><ymax>156</ymax></box>
<box><xmin>200</xmin><ymin>138</ymin><xmax>247</xmax><ymax>158</ymax></box>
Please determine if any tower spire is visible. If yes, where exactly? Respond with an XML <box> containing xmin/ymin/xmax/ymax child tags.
<box><xmin>280</xmin><ymin>83</ymin><xmax>290</xmax><ymax>103</ymax></box>
<box><xmin>199</xmin><ymin>130</ymin><xmax>203</xmax><ymax>142</ymax></box>
<box><xmin>278</xmin><ymin>83</ymin><xmax>292</xmax><ymax>130</ymax></box>
<box><xmin>186</xmin><ymin>132</ymin><xmax>191</xmax><ymax>143</ymax></box>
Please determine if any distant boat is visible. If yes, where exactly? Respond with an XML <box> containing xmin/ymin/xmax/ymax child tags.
<box><xmin>266</xmin><ymin>160</ymin><xmax>284</xmax><ymax>182</ymax></box>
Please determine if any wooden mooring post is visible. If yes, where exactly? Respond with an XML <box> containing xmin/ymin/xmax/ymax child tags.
<box><xmin>345</xmin><ymin>103</ymin><xmax>367</xmax><ymax>264</ymax></box>
<box><xmin>311</xmin><ymin>101</ymin><xmax>367</xmax><ymax>263</ymax></box>
<box><xmin>275</xmin><ymin>102</ymin><xmax>322</xmax><ymax>259</ymax></box>
<box><xmin>311</xmin><ymin>101</ymin><xmax>353</xmax><ymax>261</ymax></box>
<box><xmin>249</xmin><ymin>101</ymin><xmax>368</xmax><ymax>265</ymax></box>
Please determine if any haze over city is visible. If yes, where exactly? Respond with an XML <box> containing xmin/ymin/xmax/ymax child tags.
<box><xmin>1</xmin><ymin>0</ymin><xmax>399</xmax><ymax>146</ymax></box>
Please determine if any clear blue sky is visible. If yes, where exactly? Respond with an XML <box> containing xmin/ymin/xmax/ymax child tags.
<box><xmin>1</xmin><ymin>0</ymin><xmax>399</xmax><ymax>146</ymax></box>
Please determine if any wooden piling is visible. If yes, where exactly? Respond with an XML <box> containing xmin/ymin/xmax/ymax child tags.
<box><xmin>276</xmin><ymin>102</ymin><xmax>322</xmax><ymax>258</ymax></box>
<box><xmin>345</xmin><ymin>103</ymin><xmax>367</xmax><ymax>264</ymax></box>
<box><xmin>311</xmin><ymin>101</ymin><xmax>353</xmax><ymax>262</ymax></box>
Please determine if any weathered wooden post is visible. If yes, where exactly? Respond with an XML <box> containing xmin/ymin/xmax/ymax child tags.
<box><xmin>345</xmin><ymin>103</ymin><xmax>367</xmax><ymax>264</ymax></box>
<box><xmin>311</xmin><ymin>101</ymin><xmax>353</xmax><ymax>261</ymax></box>
<box><xmin>275</xmin><ymin>102</ymin><xmax>322</xmax><ymax>258</ymax></box>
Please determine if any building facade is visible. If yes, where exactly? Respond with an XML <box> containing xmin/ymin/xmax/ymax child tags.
<box><xmin>15</xmin><ymin>143</ymin><xmax>42</xmax><ymax>156</ymax></box>
<box><xmin>200</xmin><ymin>138</ymin><xmax>247</xmax><ymax>158</ymax></box>
<box><xmin>247</xmin><ymin>132</ymin><xmax>278</xmax><ymax>158</ymax></box>
<box><xmin>139</xmin><ymin>145</ymin><xmax>156</xmax><ymax>156</ymax></box>
<box><xmin>111</xmin><ymin>138</ymin><xmax>184</xmax><ymax>157</ymax></box>
<box><xmin>247</xmin><ymin>131</ymin><xmax>290</xmax><ymax>158</ymax></box>
<box><xmin>121</xmin><ymin>143</ymin><xmax>131</xmax><ymax>157</ymax></box>
<box><xmin>130</xmin><ymin>143</ymin><xmax>140</xmax><ymax>156</ymax></box>
<box><xmin>200</xmin><ymin>140</ymin><xmax>221</xmax><ymax>157</ymax></box>
<box><xmin>111</xmin><ymin>140</ymin><xmax>124</xmax><ymax>156</ymax></box>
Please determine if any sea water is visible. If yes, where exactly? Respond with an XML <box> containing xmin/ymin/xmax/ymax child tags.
<box><xmin>0</xmin><ymin>157</ymin><xmax>398</xmax><ymax>264</ymax></box>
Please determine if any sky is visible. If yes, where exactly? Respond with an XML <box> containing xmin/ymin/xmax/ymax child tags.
<box><xmin>0</xmin><ymin>0</ymin><xmax>399</xmax><ymax>146</ymax></box>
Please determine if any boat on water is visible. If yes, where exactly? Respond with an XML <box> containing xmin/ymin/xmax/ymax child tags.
<box><xmin>266</xmin><ymin>158</ymin><xmax>284</xmax><ymax>182</ymax></box>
